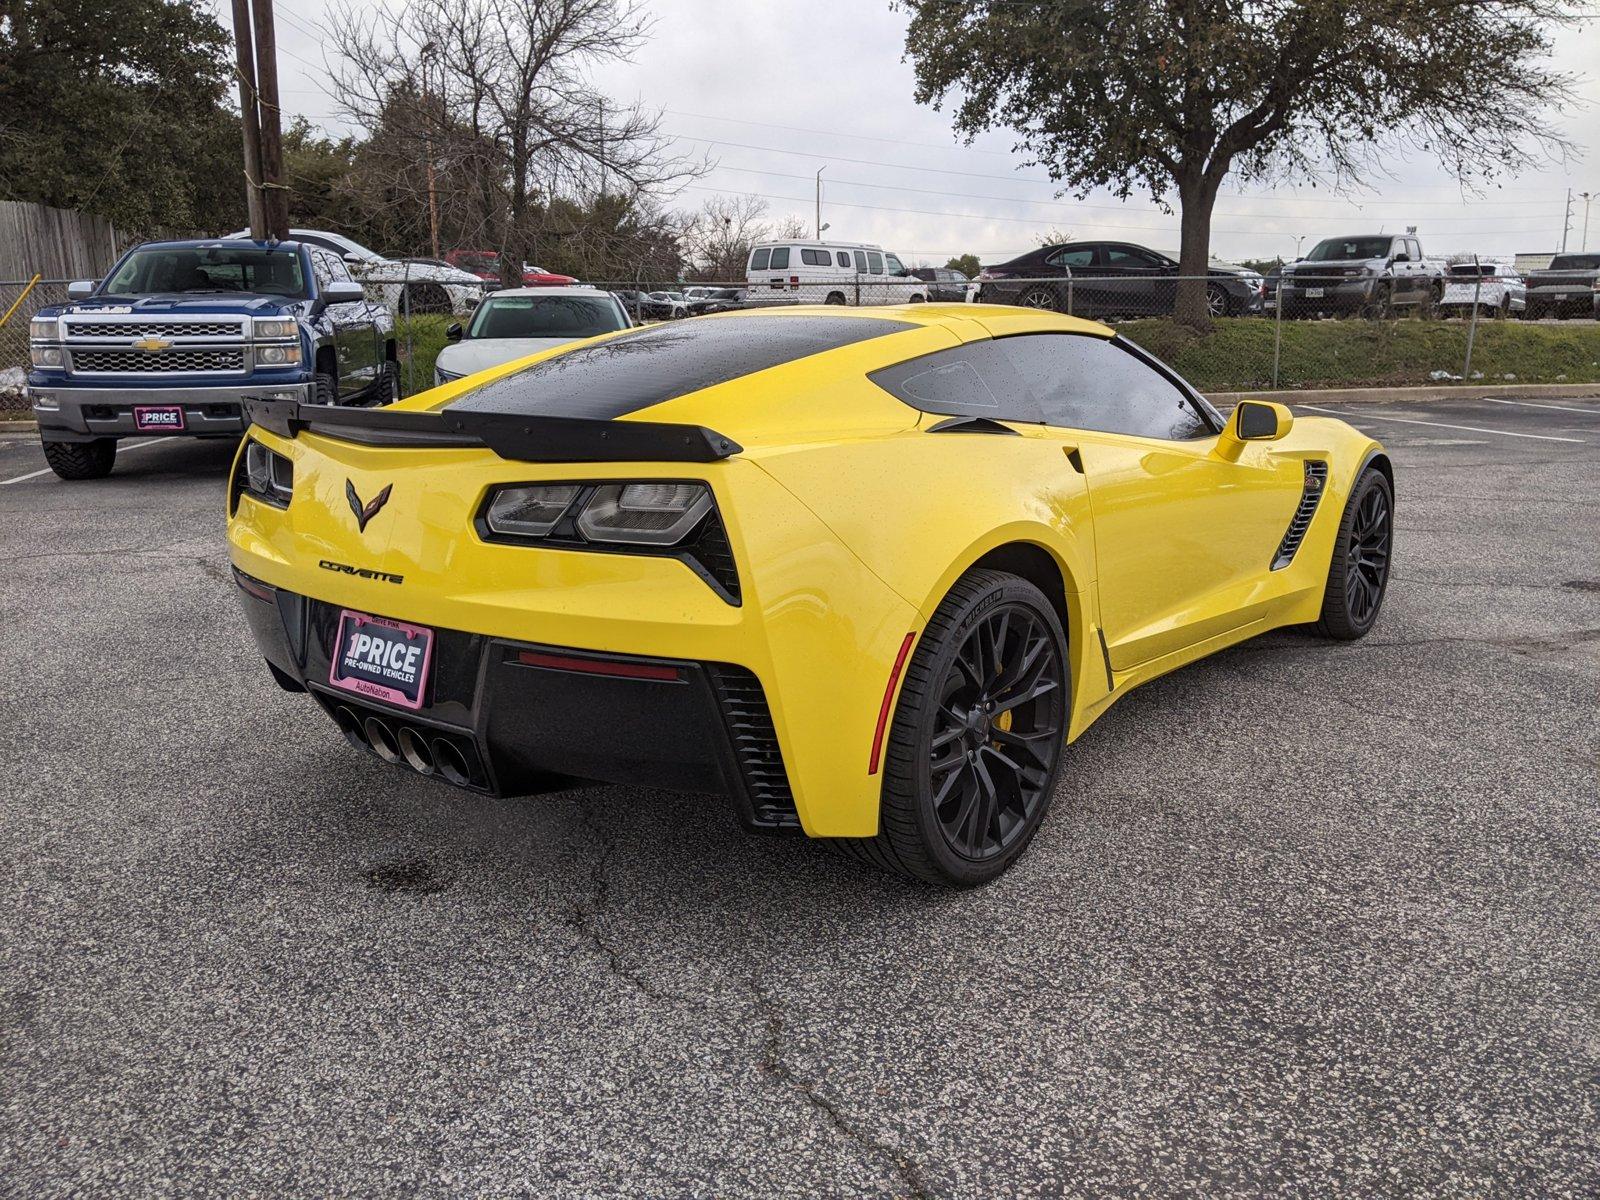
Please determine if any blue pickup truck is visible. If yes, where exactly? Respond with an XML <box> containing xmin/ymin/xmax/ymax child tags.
<box><xmin>27</xmin><ymin>238</ymin><xmax>397</xmax><ymax>480</ymax></box>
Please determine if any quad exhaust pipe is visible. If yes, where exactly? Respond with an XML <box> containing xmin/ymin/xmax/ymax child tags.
<box><xmin>328</xmin><ymin>701</ymin><xmax>480</xmax><ymax>788</ymax></box>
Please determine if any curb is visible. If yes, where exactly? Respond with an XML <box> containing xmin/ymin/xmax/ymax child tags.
<box><xmin>1210</xmin><ymin>383</ymin><xmax>1600</xmax><ymax>406</ymax></box>
<box><xmin>0</xmin><ymin>419</ymin><xmax>36</xmax><ymax>432</ymax></box>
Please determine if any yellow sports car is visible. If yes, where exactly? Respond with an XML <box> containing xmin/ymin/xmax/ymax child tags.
<box><xmin>228</xmin><ymin>304</ymin><xmax>1392</xmax><ymax>885</ymax></box>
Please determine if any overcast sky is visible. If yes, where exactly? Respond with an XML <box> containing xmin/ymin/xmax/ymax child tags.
<box><xmin>242</xmin><ymin>0</ymin><xmax>1600</xmax><ymax>265</ymax></box>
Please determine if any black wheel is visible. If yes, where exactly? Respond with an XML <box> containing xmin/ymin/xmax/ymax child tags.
<box><xmin>825</xmin><ymin>292</ymin><xmax>846</xmax><ymax>305</ymax></box>
<box><xmin>1205</xmin><ymin>282</ymin><xmax>1230</xmax><ymax>317</ymax></box>
<box><xmin>1524</xmin><ymin>302</ymin><xmax>1544</xmax><ymax>321</ymax></box>
<box><xmin>1017</xmin><ymin>286</ymin><xmax>1058</xmax><ymax>312</ymax></box>
<box><xmin>404</xmin><ymin>282</ymin><xmax>451</xmax><ymax>314</ymax></box>
<box><xmin>842</xmin><ymin>569</ymin><xmax>1070</xmax><ymax>886</ymax></box>
<box><xmin>41</xmin><ymin>438</ymin><xmax>117</xmax><ymax>480</ymax></box>
<box><xmin>366</xmin><ymin>360</ymin><xmax>401</xmax><ymax>406</ymax></box>
<box><xmin>1364</xmin><ymin>284</ymin><xmax>1393</xmax><ymax>320</ymax></box>
<box><xmin>1316</xmin><ymin>468</ymin><xmax>1394</xmax><ymax>640</ymax></box>
<box><xmin>311</xmin><ymin>372</ymin><xmax>337</xmax><ymax>406</ymax></box>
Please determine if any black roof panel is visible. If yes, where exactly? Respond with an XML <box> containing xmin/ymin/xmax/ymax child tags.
<box><xmin>446</xmin><ymin>313</ymin><xmax>915</xmax><ymax>420</ymax></box>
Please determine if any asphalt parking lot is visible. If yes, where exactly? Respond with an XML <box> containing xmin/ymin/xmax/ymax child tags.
<box><xmin>2</xmin><ymin>395</ymin><xmax>1597</xmax><ymax>1198</ymax></box>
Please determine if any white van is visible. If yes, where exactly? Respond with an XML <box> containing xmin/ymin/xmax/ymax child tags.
<box><xmin>745</xmin><ymin>240</ymin><xmax>927</xmax><ymax>306</ymax></box>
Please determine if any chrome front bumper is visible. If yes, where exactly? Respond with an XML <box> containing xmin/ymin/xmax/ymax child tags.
<box><xmin>30</xmin><ymin>382</ymin><xmax>313</xmax><ymax>440</ymax></box>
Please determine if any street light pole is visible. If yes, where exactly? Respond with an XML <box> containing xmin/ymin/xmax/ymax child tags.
<box><xmin>1582</xmin><ymin>192</ymin><xmax>1595</xmax><ymax>252</ymax></box>
<box><xmin>816</xmin><ymin>167</ymin><xmax>825</xmax><ymax>239</ymax></box>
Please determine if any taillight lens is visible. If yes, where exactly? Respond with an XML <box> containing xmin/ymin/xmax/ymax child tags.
<box><xmin>236</xmin><ymin>439</ymin><xmax>293</xmax><ymax>510</ymax></box>
<box><xmin>576</xmin><ymin>482</ymin><xmax>712</xmax><ymax>546</ymax></box>
<box><xmin>484</xmin><ymin>483</ymin><xmax>582</xmax><ymax>537</ymax></box>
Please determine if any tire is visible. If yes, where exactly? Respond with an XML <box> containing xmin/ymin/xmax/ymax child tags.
<box><xmin>1315</xmin><ymin>467</ymin><xmax>1394</xmax><ymax>640</ymax></box>
<box><xmin>1205</xmin><ymin>282</ymin><xmax>1229</xmax><ymax>317</ymax></box>
<box><xmin>312</xmin><ymin>372</ymin><xmax>336</xmax><ymax>406</ymax></box>
<box><xmin>367</xmin><ymin>359</ymin><xmax>401</xmax><ymax>407</ymax></box>
<box><xmin>1363</xmin><ymin>285</ymin><xmax>1393</xmax><ymax>320</ymax></box>
<box><xmin>825</xmin><ymin>292</ymin><xmax>846</xmax><ymax>305</ymax></box>
<box><xmin>908</xmin><ymin>293</ymin><xmax>926</xmax><ymax>304</ymax></box>
<box><xmin>1018</xmin><ymin>286</ymin><xmax>1059</xmax><ymax>312</ymax></box>
<box><xmin>41</xmin><ymin>437</ymin><xmax>117</xmax><ymax>480</ymax></box>
<box><xmin>1525</xmin><ymin>302</ymin><xmax>1545</xmax><ymax>321</ymax></box>
<box><xmin>403</xmin><ymin>282</ymin><xmax>450</xmax><ymax>315</ymax></box>
<box><xmin>840</xmin><ymin>569</ymin><xmax>1070</xmax><ymax>887</ymax></box>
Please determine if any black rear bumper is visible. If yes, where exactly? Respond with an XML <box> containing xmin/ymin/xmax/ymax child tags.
<box><xmin>233</xmin><ymin>570</ymin><xmax>800</xmax><ymax>830</ymax></box>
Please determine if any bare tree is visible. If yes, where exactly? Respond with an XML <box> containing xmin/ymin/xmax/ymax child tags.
<box><xmin>329</xmin><ymin>0</ymin><xmax>701</xmax><ymax>284</ymax></box>
<box><xmin>681</xmin><ymin>194</ymin><xmax>772</xmax><ymax>280</ymax></box>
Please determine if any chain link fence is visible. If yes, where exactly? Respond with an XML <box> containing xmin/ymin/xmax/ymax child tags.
<box><xmin>8</xmin><ymin>270</ymin><xmax>1600</xmax><ymax>416</ymax></box>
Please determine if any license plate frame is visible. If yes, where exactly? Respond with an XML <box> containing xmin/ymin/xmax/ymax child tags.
<box><xmin>328</xmin><ymin>610</ymin><xmax>434</xmax><ymax>710</ymax></box>
<box><xmin>1304</xmin><ymin>287</ymin><xmax>1326</xmax><ymax>299</ymax></box>
<box><xmin>133</xmin><ymin>405</ymin><xmax>185</xmax><ymax>432</ymax></box>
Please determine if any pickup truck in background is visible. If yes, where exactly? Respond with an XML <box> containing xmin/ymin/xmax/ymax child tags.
<box><xmin>27</xmin><ymin>238</ymin><xmax>396</xmax><ymax>480</ymax></box>
<box><xmin>1521</xmin><ymin>252</ymin><xmax>1600</xmax><ymax>320</ymax></box>
<box><xmin>1278</xmin><ymin>234</ymin><xmax>1445</xmax><ymax>318</ymax></box>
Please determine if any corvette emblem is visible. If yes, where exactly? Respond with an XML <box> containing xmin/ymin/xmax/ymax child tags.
<box><xmin>133</xmin><ymin>336</ymin><xmax>172</xmax><ymax>353</ymax></box>
<box><xmin>346</xmin><ymin>480</ymin><xmax>393</xmax><ymax>532</ymax></box>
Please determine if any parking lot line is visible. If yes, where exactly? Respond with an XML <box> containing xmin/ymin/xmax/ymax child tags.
<box><xmin>0</xmin><ymin>437</ymin><xmax>173</xmax><ymax>486</ymax></box>
<box><xmin>1480</xmin><ymin>397</ymin><xmax>1600</xmax><ymax>416</ymax></box>
<box><xmin>1298</xmin><ymin>406</ymin><xmax>1586</xmax><ymax>444</ymax></box>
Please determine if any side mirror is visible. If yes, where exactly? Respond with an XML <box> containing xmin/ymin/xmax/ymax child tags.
<box><xmin>445</xmin><ymin>322</ymin><xmax>464</xmax><ymax>342</ymax></box>
<box><xmin>1217</xmin><ymin>400</ymin><xmax>1292</xmax><ymax>458</ymax></box>
<box><xmin>67</xmin><ymin>280</ymin><xmax>96</xmax><ymax>300</ymax></box>
<box><xmin>1392</xmin><ymin>253</ymin><xmax>1410</xmax><ymax>264</ymax></box>
<box><xmin>322</xmin><ymin>280</ymin><xmax>365</xmax><ymax>305</ymax></box>
<box><xmin>342</xmin><ymin>253</ymin><xmax>364</xmax><ymax>265</ymax></box>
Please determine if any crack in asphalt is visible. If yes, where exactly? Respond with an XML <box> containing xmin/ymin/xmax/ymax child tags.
<box><xmin>562</xmin><ymin>803</ymin><xmax>936</xmax><ymax>1195</ymax></box>
<box><xmin>752</xmin><ymin>980</ymin><xmax>935</xmax><ymax>1200</ymax></box>
<box><xmin>564</xmin><ymin>804</ymin><xmax>708</xmax><ymax>1011</ymax></box>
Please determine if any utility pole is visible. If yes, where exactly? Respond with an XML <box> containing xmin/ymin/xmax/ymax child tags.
<box><xmin>230</xmin><ymin>0</ymin><xmax>266</xmax><ymax>239</ymax></box>
<box><xmin>1561</xmin><ymin>188</ymin><xmax>1572</xmax><ymax>253</ymax></box>
<box><xmin>815</xmin><ymin>166</ymin><xmax>825</xmax><ymax>239</ymax></box>
<box><xmin>421</xmin><ymin>43</ymin><xmax>441</xmax><ymax>259</ymax></box>
<box><xmin>251</xmin><ymin>0</ymin><xmax>290</xmax><ymax>239</ymax></box>
<box><xmin>1582</xmin><ymin>192</ymin><xmax>1595</xmax><ymax>252</ymax></box>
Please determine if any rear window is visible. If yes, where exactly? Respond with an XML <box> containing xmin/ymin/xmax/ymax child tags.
<box><xmin>446</xmin><ymin>314</ymin><xmax>914</xmax><ymax>420</ymax></box>
<box><xmin>750</xmin><ymin>248</ymin><xmax>770</xmax><ymax>271</ymax></box>
<box><xmin>1449</xmin><ymin>264</ymin><xmax>1495</xmax><ymax>277</ymax></box>
<box><xmin>466</xmin><ymin>295</ymin><xmax>626</xmax><ymax>340</ymax></box>
<box><xmin>1549</xmin><ymin>255</ymin><xmax>1600</xmax><ymax>270</ymax></box>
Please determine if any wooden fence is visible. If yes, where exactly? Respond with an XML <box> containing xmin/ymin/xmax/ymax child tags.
<box><xmin>0</xmin><ymin>201</ymin><xmax>208</xmax><ymax>281</ymax></box>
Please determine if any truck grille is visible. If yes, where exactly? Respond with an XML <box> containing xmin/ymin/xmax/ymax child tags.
<box><xmin>64</xmin><ymin>320</ymin><xmax>244</xmax><ymax>339</ymax></box>
<box><xmin>71</xmin><ymin>348</ymin><xmax>246</xmax><ymax>373</ymax></box>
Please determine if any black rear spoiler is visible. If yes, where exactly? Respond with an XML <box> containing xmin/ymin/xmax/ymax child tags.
<box><xmin>241</xmin><ymin>397</ymin><xmax>743</xmax><ymax>463</ymax></box>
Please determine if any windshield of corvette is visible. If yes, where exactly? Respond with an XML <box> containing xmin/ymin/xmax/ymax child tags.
<box><xmin>870</xmin><ymin>333</ymin><xmax>1218</xmax><ymax>441</ymax></box>
<box><xmin>446</xmin><ymin>313</ymin><xmax>913</xmax><ymax>419</ymax></box>
<box><xmin>467</xmin><ymin>295</ymin><xmax>627</xmax><ymax>340</ymax></box>
<box><xmin>102</xmin><ymin>246</ymin><xmax>308</xmax><ymax>297</ymax></box>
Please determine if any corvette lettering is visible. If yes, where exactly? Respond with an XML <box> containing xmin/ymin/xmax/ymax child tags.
<box><xmin>318</xmin><ymin>559</ymin><xmax>404</xmax><ymax>584</ymax></box>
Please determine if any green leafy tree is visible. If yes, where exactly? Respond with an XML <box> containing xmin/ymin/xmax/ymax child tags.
<box><xmin>0</xmin><ymin>0</ymin><xmax>244</xmax><ymax>232</ymax></box>
<box><xmin>945</xmin><ymin>253</ymin><xmax>982</xmax><ymax>277</ymax></box>
<box><xmin>900</xmin><ymin>0</ymin><xmax>1579</xmax><ymax>328</ymax></box>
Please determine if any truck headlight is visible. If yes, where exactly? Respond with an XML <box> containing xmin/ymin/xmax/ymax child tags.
<box><xmin>30</xmin><ymin>346</ymin><xmax>64</xmax><ymax>368</ymax></box>
<box><xmin>252</xmin><ymin>317</ymin><xmax>298</xmax><ymax>339</ymax></box>
<box><xmin>256</xmin><ymin>344</ymin><xmax>301</xmax><ymax>366</ymax></box>
<box><xmin>29</xmin><ymin>316</ymin><xmax>57</xmax><ymax>340</ymax></box>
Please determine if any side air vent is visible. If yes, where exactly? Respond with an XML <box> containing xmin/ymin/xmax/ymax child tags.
<box><xmin>708</xmin><ymin>664</ymin><xmax>800</xmax><ymax>830</ymax></box>
<box><xmin>1272</xmin><ymin>460</ymin><xmax>1330</xmax><ymax>570</ymax></box>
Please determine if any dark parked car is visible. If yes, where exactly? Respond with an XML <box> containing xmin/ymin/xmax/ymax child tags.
<box><xmin>973</xmin><ymin>242</ymin><xmax>1263</xmax><ymax>318</ymax></box>
<box><xmin>1522</xmin><ymin>253</ymin><xmax>1600</xmax><ymax>320</ymax></box>
<box><xmin>908</xmin><ymin>267</ymin><xmax>970</xmax><ymax>302</ymax></box>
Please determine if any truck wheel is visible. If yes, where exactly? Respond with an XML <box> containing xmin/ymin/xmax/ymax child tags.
<box><xmin>371</xmin><ymin>360</ymin><xmax>401</xmax><ymax>406</ymax></box>
<box><xmin>403</xmin><ymin>282</ymin><xmax>450</xmax><ymax>314</ymax></box>
<box><xmin>42</xmin><ymin>438</ymin><xmax>117</xmax><ymax>480</ymax></box>
<box><xmin>825</xmin><ymin>292</ymin><xmax>846</xmax><ymax>305</ymax></box>
<box><xmin>313</xmin><ymin>372</ymin><xmax>337</xmax><ymax>405</ymax></box>
<box><xmin>1363</xmin><ymin>284</ymin><xmax>1393</xmax><ymax>320</ymax></box>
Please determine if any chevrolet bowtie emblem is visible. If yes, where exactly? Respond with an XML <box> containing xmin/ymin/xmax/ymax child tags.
<box><xmin>133</xmin><ymin>336</ymin><xmax>172</xmax><ymax>353</ymax></box>
<box><xmin>346</xmin><ymin>480</ymin><xmax>393</xmax><ymax>533</ymax></box>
